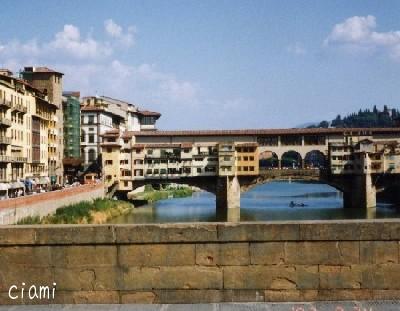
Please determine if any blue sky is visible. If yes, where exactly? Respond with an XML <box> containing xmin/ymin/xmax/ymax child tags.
<box><xmin>1</xmin><ymin>0</ymin><xmax>400</xmax><ymax>129</ymax></box>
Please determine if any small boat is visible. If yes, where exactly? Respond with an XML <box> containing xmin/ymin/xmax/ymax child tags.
<box><xmin>289</xmin><ymin>201</ymin><xmax>308</xmax><ymax>208</ymax></box>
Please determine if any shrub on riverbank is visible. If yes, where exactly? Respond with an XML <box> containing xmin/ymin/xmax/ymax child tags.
<box><xmin>17</xmin><ymin>198</ymin><xmax>134</xmax><ymax>225</ymax></box>
<box><xmin>135</xmin><ymin>186</ymin><xmax>193</xmax><ymax>203</ymax></box>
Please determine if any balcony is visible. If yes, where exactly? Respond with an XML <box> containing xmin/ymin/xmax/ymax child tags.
<box><xmin>0</xmin><ymin>136</ymin><xmax>11</xmax><ymax>145</ymax></box>
<box><xmin>10</xmin><ymin>156</ymin><xmax>27</xmax><ymax>163</ymax></box>
<box><xmin>33</xmin><ymin>112</ymin><xmax>50</xmax><ymax>121</ymax></box>
<box><xmin>0</xmin><ymin>117</ymin><xmax>11</xmax><ymax>127</ymax></box>
<box><xmin>0</xmin><ymin>155</ymin><xmax>11</xmax><ymax>162</ymax></box>
<box><xmin>0</xmin><ymin>99</ymin><xmax>11</xmax><ymax>109</ymax></box>
<box><xmin>12</xmin><ymin>103</ymin><xmax>27</xmax><ymax>114</ymax></box>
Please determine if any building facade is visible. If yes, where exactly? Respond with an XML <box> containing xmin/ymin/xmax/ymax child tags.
<box><xmin>21</xmin><ymin>67</ymin><xmax>64</xmax><ymax>185</ymax></box>
<box><xmin>62</xmin><ymin>92</ymin><xmax>82</xmax><ymax>183</ymax></box>
<box><xmin>80</xmin><ymin>96</ymin><xmax>160</xmax><ymax>174</ymax></box>
<box><xmin>0</xmin><ymin>69</ymin><xmax>61</xmax><ymax>198</ymax></box>
<box><xmin>329</xmin><ymin>138</ymin><xmax>400</xmax><ymax>175</ymax></box>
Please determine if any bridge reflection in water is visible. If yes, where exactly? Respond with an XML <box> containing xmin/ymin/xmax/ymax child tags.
<box><xmin>109</xmin><ymin>181</ymin><xmax>400</xmax><ymax>224</ymax></box>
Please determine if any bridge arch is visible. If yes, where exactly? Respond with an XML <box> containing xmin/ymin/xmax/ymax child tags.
<box><xmin>259</xmin><ymin>151</ymin><xmax>279</xmax><ymax>169</ymax></box>
<box><xmin>304</xmin><ymin>150</ymin><xmax>327</xmax><ymax>169</ymax></box>
<box><xmin>281</xmin><ymin>151</ymin><xmax>302</xmax><ymax>169</ymax></box>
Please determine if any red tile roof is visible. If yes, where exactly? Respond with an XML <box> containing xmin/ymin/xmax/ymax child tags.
<box><xmin>24</xmin><ymin>66</ymin><xmax>64</xmax><ymax>75</ymax></box>
<box><xmin>236</xmin><ymin>142</ymin><xmax>258</xmax><ymax>147</ymax></box>
<box><xmin>123</xmin><ymin>127</ymin><xmax>400</xmax><ymax>137</ymax></box>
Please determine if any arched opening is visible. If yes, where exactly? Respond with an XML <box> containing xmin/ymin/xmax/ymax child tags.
<box><xmin>304</xmin><ymin>150</ymin><xmax>327</xmax><ymax>169</ymax></box>
<box><xmin>281</xmin><ymin>151</ymin><xmax>302</xmax><ymax>169</ymax></box>
<box><xmin>88</xmin><ymin>149</ymin><xmax>96</xmax><ymax>162</ymax></box>
<box><xmin>259</xmin><ymin>151</ymin><xmax>279</xmax><ymax>169</ymax></box>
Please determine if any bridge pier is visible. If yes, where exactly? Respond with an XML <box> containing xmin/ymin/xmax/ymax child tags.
<box><xmin>343</xmin><ymin>173</ymin><xmax>376</xmax><ymax>209</ymax></box>
<box><xmin>216</xmin><ymin>176</ymin><xmax>241</xmax><ymax>222</ymax></box>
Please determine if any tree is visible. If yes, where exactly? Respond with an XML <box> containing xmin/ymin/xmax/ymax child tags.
<box><xmin>318</xmin><ymin>120</ymin><xmax>330</xmax><ymax>128</ymax></box>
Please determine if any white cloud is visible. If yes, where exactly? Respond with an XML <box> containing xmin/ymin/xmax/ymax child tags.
<box><xmin>325</xmin><ymin>15</ymin><xmax>400</xmax><ymax>61</ymax></box>
<box><xmin>0</xmin><ymin>20</ymin><xmax>240</xmax><ymax>129</ymax></box>
<box><xmin>287</xmin><ymin>42</ymin><xmax>307</xmax><ymax>55</ymax></box>
<box><xmin>104</xmin><ymin>19</ymin><xmax>136</xmax><ymax>47</ymax></box>
<box><xmin>50</xmin><ymin>24</ymin><xmax>112</xmax><ymax>59</ymax></box>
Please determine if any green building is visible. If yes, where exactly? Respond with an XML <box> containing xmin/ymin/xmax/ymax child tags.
<box><xmin>62</xmin><ymin>92</ymin><xmax>82</xmax><ymax>183</ymax></box>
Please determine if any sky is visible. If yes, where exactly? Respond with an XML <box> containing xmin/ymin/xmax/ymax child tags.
<box><xmin>1</xmin><ymin>0</ymin><xmax>400</xmax><ymax>130</ymax></box>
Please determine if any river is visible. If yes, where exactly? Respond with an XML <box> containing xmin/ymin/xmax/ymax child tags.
<box><xmin>109</xmin><ymin>181</ymin><xmax>400</xmax><ymax>224</ymax></box>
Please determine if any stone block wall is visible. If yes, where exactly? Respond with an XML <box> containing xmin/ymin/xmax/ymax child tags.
<box><xmin>0</xmin><ymin>183</ymin><xmax>105</xmax><ymax>224</ymax></box>
<box><xmin>0</xmin><ymin>220</ymin><xmax>400</xmax><ymax>304</ymax></box>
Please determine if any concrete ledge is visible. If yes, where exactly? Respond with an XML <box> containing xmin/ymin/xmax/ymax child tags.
<box><xmin>2</xmin><ymin>219</ymin><xmax>400</xmax><ymax>245</ymax></box>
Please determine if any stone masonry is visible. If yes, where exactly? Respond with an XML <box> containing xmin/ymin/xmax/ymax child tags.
<box><xmin>0</xmin><ymin>220</ymin><xmax>400</xmax><ymax>304</ymax></box>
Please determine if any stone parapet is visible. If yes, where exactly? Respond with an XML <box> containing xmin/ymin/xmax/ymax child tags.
<box><xmin>1</xmin><ymin>219</ymin><xmax>400</xmax><ymax>304</ymax></box>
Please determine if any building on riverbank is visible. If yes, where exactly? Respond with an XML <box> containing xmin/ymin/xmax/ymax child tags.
<box><xmin>21</xmin><ymin>66</ymin><xmax>64</xmax><ymax>185</ymax></box>
<box><xmin>80</xmin><ymin>95</ymin><xmax>160</xmax><ymax>175</ymax></box>
<box><xmin>62</xmin><ymin>92</ymin><xmax>82</xmax><ymax>183</ymax></box>
<box><xmin>329</xmin><ymin>138</ymin><xmax>400</xmax><ymax>175</ymax></box>
<box><xmin>0</xmin><ymin>68</ymin><xmax>62</xmax><ymax>198</ymax></box>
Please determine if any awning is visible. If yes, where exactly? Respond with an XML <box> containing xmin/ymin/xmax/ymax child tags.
<box><xmin>0</xmin><ymin>183</ymin><xmax>9</xmax><ymax>191</ymax></box>
<box><xmin>39</xmin><ymin>177</ymin><xmax>50</xmax><ymax>184</ymax></box>
<box><xmin>9</xmin><ymin>182</ymin><xmax>24</xmax><ymax>189</ymax></box>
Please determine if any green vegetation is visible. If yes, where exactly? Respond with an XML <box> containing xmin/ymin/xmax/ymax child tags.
<box><xmin>308</xmin><ymin>105</ymin><xmax>400</xmax><ymax>128</ymax></box>
<box><xmin>17</xmin><ymin>198</ymin><xmax>134</xmax><ymax>225</ymax></box>
<box><xmin>134</xmin><ymin>185</ymin><xmax>193</xmax><ymax>203</ymax></box>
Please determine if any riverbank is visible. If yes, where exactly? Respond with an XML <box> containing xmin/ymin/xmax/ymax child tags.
<box><xmin>17</xmin><ymin>198</ymin><xmax>134</xmax><ymax>225</ymax></box>
<box><xmin>131</xmin><ymin>185</ymin><xmax>193</xmax><ymax>204</ymax></box>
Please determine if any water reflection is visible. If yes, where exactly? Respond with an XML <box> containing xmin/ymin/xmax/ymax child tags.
<box><xmin>108</xmin><ymin>181</ymin><xmax>400</xmax><ymax>224</ymax></box>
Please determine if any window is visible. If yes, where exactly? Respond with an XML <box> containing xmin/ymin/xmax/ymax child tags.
<box><xmin>88</xmin><ymin>149</ymin><xmax>96</xmax><ymax>162</ymax></box>
<box><xmin>244</xmin><ymin>156</ymin><xmax>248</xmax><ymax>161</ymax></box>
<box><xmin>237</xmin><ymin>166</ymin><xmax>242</xmax><ymax>171</ymax></box>
<box><xmin>122</xmin><ymin>170</ymin><xmax>131</xmax><ymax>176</ymax></box>
<box><xmin>89</xmin><ymin>134</ymin><xmax>95</xmax><ymax>143</ymax></box>
<box><xmin>147</xmin><ymin>150</ymin><xmax>153</xmax><ymax>155</ymax></box>
<box><xmin>146</xmin><ymin>169</ymin><xmax>152</xmax><ymax>175</ymax></box>
<box><xmin>105</xmin><ymin>160</ymin><xmax>113</xmax><ymax>165</ymax></box>
<box><xmin>250</xmin><ymin>156</ymin><xmax>254</xmax><ymax>161</ymax></box>
<box><xmin>154</xmin><ymin>169</ymin><xmax>159</xmax><ymax>174</ymax></box>
<box><xmin>223</xmin><ymin>156</ymin><xmax>231</xmax><ymax>161</ymax></box>
<box><xmin>88</xmin><ymin>116</ymin><xmax>95</xmax><ymax>124</ymax></box>
<box><xmin>197</xmin><ymin>168</ymin><xmax>202</xmax><ymax>173</ymax></box>
<box><xmin>107</xmin><ymin>148</ymin><xmax>112</xmax><ymax>153</ymax></box>
<box><xmin>249</xmin><ymin>166</ymin><xmax>254</xmax><ymax>171</ymax></box>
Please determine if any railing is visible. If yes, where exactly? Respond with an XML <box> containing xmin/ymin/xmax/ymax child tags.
<box><xmin>0</xmin><ymin>117</ymin><xmax>11</xmax><ymax>127</ymax></box>
<box><xmin>0</xmin><ymin>136</ymin><xmax>11</xmax><ymax>145</ymax></box>
<box><xmin>10</xmin><ymin>156</ymin><xmax>27</xmax><ymax>163</ymax></box>
<box><xmin>12</xmin><ymin>103</ymin><xmax>27</xmax><ymax>114</ymax></box>
<box><xmin>0</xmin><ymin>155</ymin><xmax>11</xmax><ymax>162</ymax></box>
<box><xmin>0</xmin><ymin>99</ymin><xmax>11</xmax><ymax>109</ymax></box>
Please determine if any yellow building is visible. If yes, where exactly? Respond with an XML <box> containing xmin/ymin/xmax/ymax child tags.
<box><xmin>101</xmin><ymin>129</ymin><xmax>122</xmax><ymax>188</ymax></box>
<box><xmin>0</xmin><ymin>69</ymin><xmax>60</xmax><ymax>198</ymax></box>
<box><xmin>235</xmin><ymin>142</ymin><xmax>259</xmax><ymax>175</ymax></box>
